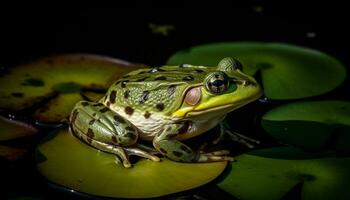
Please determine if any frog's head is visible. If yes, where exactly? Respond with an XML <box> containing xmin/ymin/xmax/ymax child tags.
<box><xmin>172</xmin><ymin>57</ymin><xmax>263</xmax><ymax>119</ymax></box>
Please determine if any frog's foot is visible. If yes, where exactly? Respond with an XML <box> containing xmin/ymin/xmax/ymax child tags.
<box><xmin>96</xmin><ymin>144</ymin><xmax>159</xmax><ymax>168</ymax></box>
<box><xmin>154</xmin><ymin>123</ymin><xmax>235</xmax><ymax>163</ymax></box>
<box><xmin>197</xmin><ymin>150</ymin><xmax>234</xmax><ymax>162</ymax></box>
<box><xmin>92</xmin><ymin>142</ymin><xmax>132</xmax><ymax>168</ymax></box>
<box><xmin>214</xmin><ymin>123</ymin><xmax>260</xmax><ymax>148</ymax></box>
<box><xmin>124</xmin><ymin>147</ymin><xmax>160</xmax><ymax>162</ymax></box>
<box><xmin>225</xmin><ymin>129</ymin><xmax>260</xmax><ymax>148</ymax></box>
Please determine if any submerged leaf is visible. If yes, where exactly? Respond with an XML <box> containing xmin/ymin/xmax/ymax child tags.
<box><xmin>36</xmin><ymin>128</ymin><xmax>227</xmax><ymax>198</ymax></box>
<box><xmin>0</xmin><ymin>54</ymin><xmax>142</xmax><ymax>123</ymax></box>
<box><xmin>167</xmin><ymin>42</ymin><xmax>346</xmax><ymax>100</ymax></box>
<box><xmin>262</xmin><ymin>101</ymin><xmax>350</xmax><ymax>150</ymax></box>
<box><xmin>0</xmin><ymin>116</ymin><xmax>37</xmax><ymax>141</ymax></box>
<box><xmin>218</xmin><ymin>147</ymin><xmax>350</xmax><ymax>200</ymax></box>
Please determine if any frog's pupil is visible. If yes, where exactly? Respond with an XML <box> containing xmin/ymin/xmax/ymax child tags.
<box><xmin>212</xmin><ymin>79</ymin><xmax>223</xmax><ymax>87</ymax></box>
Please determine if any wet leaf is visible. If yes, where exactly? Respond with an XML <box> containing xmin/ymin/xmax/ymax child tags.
<box><xmin>218</xmin><ymin>147</ymin><xmax>350</xmax><ymax>200</ymax></box>
<box><xmin>0</xmin><ymin>116</ymin><xmax>37</xmax><ymax>141</ymax></box>
<box><xmin>0</xmin><ymin>54</ymin><xmax>142</xmax><ymax>123</ymax></box>
<box><xmin>262</xmin><ymin>101</ymin><xmax>350</xmax><ymax>151</ymax></box>
<box><xmin>36</xmin><ymin>128</ymin><xmax>227</xmax><ymax>198</ymax></box>
<box><xmin>32</xmin><ymin>93</ymin><xmax>83</xmax><ymax>123</ymax></box>
<box><xmin>167</xmin><ymin>42</ymin><xmax>346</xmax><ymax>100</ymax></box>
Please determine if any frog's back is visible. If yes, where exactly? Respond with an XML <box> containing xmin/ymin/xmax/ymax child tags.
<box><xmin>97</xmin><ymin>65</ymin><xmax>214</xmax><ymax>138</ymax></box>
<box><xmin>103</xmin><ymin>65</ymin><xmax>214</xmax><ymax>116</ymax></box>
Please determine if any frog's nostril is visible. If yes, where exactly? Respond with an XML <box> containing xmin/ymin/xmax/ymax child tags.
<box><xmin>243</xmin><ymin>81</ymin><xmax>250</xmax><ymax>86</ymax></box>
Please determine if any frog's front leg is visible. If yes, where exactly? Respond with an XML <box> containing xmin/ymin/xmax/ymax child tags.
<box><xmin>153</xmin><ymin>123</ymin><xmax>233</xmax><ymax>162</ymax></box>
<box><xmin>70</xmin><ymin>101</ymin><xmax>159</xmax><ymax>168</ymax></box>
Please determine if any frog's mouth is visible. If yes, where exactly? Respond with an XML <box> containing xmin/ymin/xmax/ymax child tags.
<box><xmin>185</xmin><ymin>102</ymin><xmax>242</xmax><ymax>117</ymax></box>
<box><xmin>185</xmin><ymin>90</ymin><xmax>263</xmax><ymax>117</ymax></box>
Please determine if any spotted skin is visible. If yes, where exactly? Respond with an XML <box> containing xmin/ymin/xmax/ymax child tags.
<box><xmin>154</xmin><ymin>76</ymin><xmax>166</xmax><ymax>81</ymax></box>
<box><xmin>70</xmin><ymin>101</ymin><xmax>138</xmax><ymax>146</ymax></box>
<box><xmin>153</xmin><ymin>122</ymin><xmax>232</xmax><ymax>162</ymax></box>
<box><xmin>152</xmin><ymin>123</ymin><xmax>197</xmax><ymax>162</ymax></box>
<box><xmin>167</xmin><ymin>85</ymin><xmax>176</xmax><ymax>95</ymax></box>
<box><xmin>140</xmin><ymin>91</ymin><xmax>150</xmax><ymax>104</ymax></box>
<box><xmin>103</xmin><ymin>64</ymin><xmax>220</xmax><ymax>115</ymax></box>
<box><xmin>70</xmin><ymin>100</ymin><xmax>161</xmax><ymax>167</ymax></box>
<box><xmin>81</xmin><ymin>102</ymin><xmax>89</xmax><ymax>107</ymax></box>
<box><xmin>124</xmin><ymin>90</ymin><xmax>130</xmax><ymax>99</ymax></box>
<box><xmin>156</xmin><ymin>103</ymin><xmax>165</xmax><ymax>111</ymax></box>
<box><xmin>144</xmin><ymin>111</ymin><xmax>151</xmax><ymax>119</ymax></box>
<box><xmin>109</xmin><ymin>91</ymin><xmax>117</xmax><ymax>103</ymax></box>
<box><xmin>125</xmin><ymin>106</ymin><xmax>134</xmax><ymax>115</ymax></box>
<box><xmin>89</xmin><ymin>119</ymin><xmax>95</xmax><ymax>125</ymax></box>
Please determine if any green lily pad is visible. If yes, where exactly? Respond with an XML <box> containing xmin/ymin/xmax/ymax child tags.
<box><xmin>167</xmin><ymin>42</ymin><xmax>346</xmax><ymax>100</ymax></box>
<box><xmin>36</xmin><ymin>128</ymin><xmax>227</xmax><ymax>198</ymax></box>
<box><xmin>262</xmin><ymin>101</ymin><xmax>350</xmax><ymax>150</ymax></box>
<box><xmin>0</xmin><ymin>116</ymin><xmax>37</xmax><ymax>141</ymax></box>
<box><xmin>0</xmin><ymin>145</ymin><xmax>27</xmax><ymax>160</ymax></box>
<box><xmin>0</xmin><ymin>54</ymin><xmax>142</xmax><ymax>123</ymax></box>
<box><xmin>218</xmin><ymin>147</ymin><xmax>350</xmax><ymax>200</ymax></box>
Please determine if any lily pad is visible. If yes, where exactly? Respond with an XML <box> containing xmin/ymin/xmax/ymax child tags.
<box><xmin>167</xmin><ymin>42</ymin><xmax>346</xmax><ymax>100</ymax></box>
<box><xmin>36</xmin><ymin>128</ymin><xmax>227</xmax><ymax>198</ymax></box>
<box><xmin>32</xmin><ymin>93</ymin><xmax>84</xmax><ymax>122</ymax></box>
<box><xmin>0</xmin><ymin>54</ymin><xmax>142</xmax><ymax>123</ymax></box>
<box><xmin>217</xmin><ymin>147</ymin><xmax>350</xmax><ymax>200</ymax></box>
<box><xmin>0</xmin><ymin>116</ymin><xmax>37</xmax><ymax>141</ymax></box>
<box><xmin>262</xmin><ymin>101</ymin><xmax>350</xmax><ymax>150</ymax></box>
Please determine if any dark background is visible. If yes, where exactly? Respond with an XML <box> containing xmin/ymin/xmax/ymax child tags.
<box><xmin>0</xmin><ymin>2</ymin><xmax>349</xmax><ymax>68</ymax></box>
<box><xmin>1</xmin><ymin>2</ymin><xmax>349</xmax><ymax>199</ymax></box>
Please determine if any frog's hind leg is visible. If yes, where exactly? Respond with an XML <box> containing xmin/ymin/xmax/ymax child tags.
<box><xmin>70</xmin><ymin>101</ymin><xmax>139</xmax><ymax>146</ymax></box>
<box><xmin>77</xmin><ymin>131</ymin><xmax>132</xmax><ymax>168</ymax></box>
<box><xmin>69</xmin><ymin>100</ymin><xmax>139</xmax><ymax>167</ymax></box>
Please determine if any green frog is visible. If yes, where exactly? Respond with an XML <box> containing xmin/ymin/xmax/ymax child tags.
<box><xmin>69</xmin><ymin>57</ymin><xmax>263</xmax><ymax>168</ymax></box>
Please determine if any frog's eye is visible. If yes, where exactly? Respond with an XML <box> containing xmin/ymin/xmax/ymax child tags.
<box><xmin>205</xmin><ymin>72</ymin><xmax>229</xmax><ymax>94</ymax></box>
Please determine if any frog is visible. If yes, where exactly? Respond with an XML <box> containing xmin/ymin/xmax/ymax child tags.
<box><xmin>69</xmin><ymin>57</ymin><xmax>263</xmax><ymax>168</ymax></box>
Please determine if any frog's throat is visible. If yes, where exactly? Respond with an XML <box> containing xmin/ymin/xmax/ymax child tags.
<box><xmin>184</xmin><ymin>102</ymin><xmax>244</xmax><ymax>118</ymax></box>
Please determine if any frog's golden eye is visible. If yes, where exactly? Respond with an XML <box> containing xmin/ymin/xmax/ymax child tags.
<box><xmin>205</xmin><ymin>72</ymin><xmax>229</xmax><ymax>94</ymax></box>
